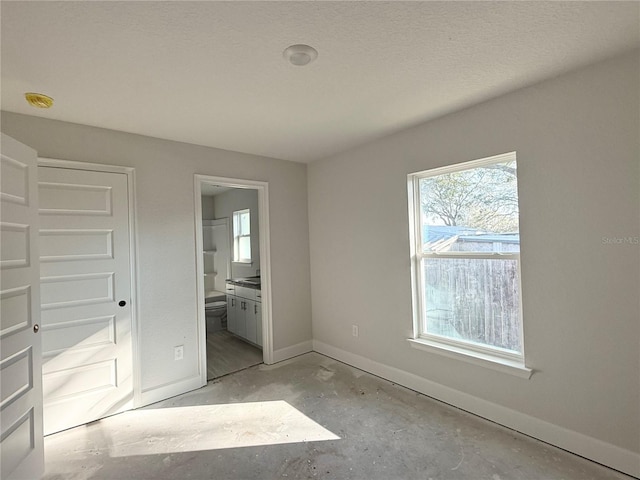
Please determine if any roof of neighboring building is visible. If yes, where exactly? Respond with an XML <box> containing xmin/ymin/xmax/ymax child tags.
<box><xmin>423</xmin><ymin>225</ymin><xmax>520</xmax><ymax>244</ymax></box>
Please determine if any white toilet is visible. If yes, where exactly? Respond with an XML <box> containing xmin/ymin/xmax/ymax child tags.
<box><xmin>205</xmin><ymin>299</ymin><xmax>227</xmax><ymax>333</ymax></box>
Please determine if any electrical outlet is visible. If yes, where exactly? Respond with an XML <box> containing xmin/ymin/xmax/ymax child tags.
<box><xmin>174</xmin><ymin>345</ymin><xmax>184</xmax><ymax>361</ymax></box>
<box><xmin>352</xmin><ymin>325</ymin><xmax>359</xmax><ymax>337</ymax></box>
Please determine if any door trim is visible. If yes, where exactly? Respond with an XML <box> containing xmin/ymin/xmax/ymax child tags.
<box><xmin>194</xmin><ymin>174</ymin><xmax>274</xmax><ymax>385</ymax></box>
<box><xmin>37</xmin><ymin>158</ymin><xmax>141</xmax><ymax>407</ymax></box>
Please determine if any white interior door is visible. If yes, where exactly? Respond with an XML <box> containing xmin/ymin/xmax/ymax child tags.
<box><xmin>1</xmin><ymin>134</ymin><xmax>45</xmax><ymax>480</ymax></box>
<box><xmin>38</xmin><ymin>166</ymin><xmax>133</xmax><ymax>435</ymax></box>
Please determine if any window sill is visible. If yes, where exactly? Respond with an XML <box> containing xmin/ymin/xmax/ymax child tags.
<box><xmin>407</xmin><ymin>338</ymin><xmax>533</xmax><ymax>379</ymax></box>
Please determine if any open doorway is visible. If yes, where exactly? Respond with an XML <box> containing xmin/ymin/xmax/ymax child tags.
<box><xmin>194</xmin><ymin>175</ymin><xmax>273</xmax><ymax>383</ymax></box>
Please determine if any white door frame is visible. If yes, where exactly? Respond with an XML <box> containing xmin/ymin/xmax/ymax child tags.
<box><xmin>37</xmin><ymin>158</ymin><xmax>142</xmax><ymax>406</ymax></box>
<box><xmin>194</xmin><ymin>174</ymin><xmax>274</xmax><ymax>382</ymax></box>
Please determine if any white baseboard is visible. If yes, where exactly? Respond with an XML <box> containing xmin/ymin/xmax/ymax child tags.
<box><xmin>139</xmin><ymin>374</ymin><xmax>204</xmax><ymax>408</ymax></box>
<box><xmin>272</xmin><ymin>340</ymin><xmax>313</xmax><ymax>364</ymax></box>
<box><xmin>312</xmin><ymin>340</ymin><xmax>640</xmax><ymax>478</ymax></box>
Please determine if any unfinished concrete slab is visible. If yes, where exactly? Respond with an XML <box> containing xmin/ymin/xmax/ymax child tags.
<box><xmin>43</xmin><ymin>353</ymin><xmax>632</xmax><ymax>480</ymax></box>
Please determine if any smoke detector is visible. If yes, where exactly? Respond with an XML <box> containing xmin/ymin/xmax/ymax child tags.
<box><xmin>25</xmin><ymin>92</ymin><xmax>54</xmax><ymax>109</ymax></box>
<box><xmin>283</xmin><ymin>44</ymin><xmax>318</xmax><ymax>66</ymax></box>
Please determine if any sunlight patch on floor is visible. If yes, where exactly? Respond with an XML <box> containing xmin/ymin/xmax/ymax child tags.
<box><xmin>106</xmin><ymin>400</ymin><xmax>339</xmax><ymax>456</ymax></box>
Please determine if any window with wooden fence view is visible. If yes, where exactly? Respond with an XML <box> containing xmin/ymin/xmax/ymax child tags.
<box><xmin>409</xmin><ymin>152</ymin><xmax>523</xmax><ymax>359</ymax></box>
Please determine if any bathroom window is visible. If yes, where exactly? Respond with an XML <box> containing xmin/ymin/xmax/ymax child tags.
<box><xmin>407</xmin><ymin>152</ymin><xmax>529</xmax><ymax>376</ymax></box>
<box><xmin>233</xmin><ymin>209</ymin><xmax>251</xmax><ymax>263</ymax></box>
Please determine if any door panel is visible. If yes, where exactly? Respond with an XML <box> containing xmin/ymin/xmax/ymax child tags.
<box><xmin>40</xmin><ymin>272</ymin><xmax>114</xmax><ymax>309</ymax></box>
<box><xmin>38</xmin><ymin>182</ymin><xmax>113</xmax><ymax>215</ymax></box>
<box><xmin>42</xmin><ymin>315</ymin><xmax>115</xmax><ymax>353</ymax></box>
<box><xmin>38</xmin><ymin>166</ymin><xmax>133</xmax><ymax>435</ymax></box>
<box><xmin>0</xmin><ymin>223</ymin><xmax>30</xmax><ymax>268</ymax></box>
<box><xmin>0</xmin><ymin>133</ymin><xmax>44</xmax><ymax>480</ymax></box>
<box><xmin>40</xmin><ymin>228</ymin><xmax>113</xmax><ymax>261</ymax></box>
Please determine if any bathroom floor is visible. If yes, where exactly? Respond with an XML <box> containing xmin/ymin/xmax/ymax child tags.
<box><xmin>206</xmin><ymin>329</ymin><xmax>263</xmax><ymax>379</ymax></box>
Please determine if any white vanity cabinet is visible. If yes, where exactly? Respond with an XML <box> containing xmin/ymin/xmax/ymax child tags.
<box><xmin>226</xmin><ymin>283</ymin><xmax>262</xmax><ymax>347</ymax></box>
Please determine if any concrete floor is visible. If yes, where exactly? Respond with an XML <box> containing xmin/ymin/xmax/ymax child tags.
<box><xmin>43</xmin><ymin>353</ymin><xmax>632</xmax><ymax>480</ymax></box>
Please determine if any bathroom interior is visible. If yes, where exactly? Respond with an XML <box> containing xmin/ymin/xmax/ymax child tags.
<box><xmin>201</xmin><ymin>185</ymin><xmax>263</xmax><ymax>379</ymax></box>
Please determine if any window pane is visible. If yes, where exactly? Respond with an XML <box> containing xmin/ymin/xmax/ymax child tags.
<box><xmin>422</xmin><ymin>257</ymin><xmax>522</xmax><ymax>353</ymax></box>
<box><xmin>233</xmin><ymin>210</ymin><xmax>251</xmax><ymax>236</ymax></box>
<box><xmin>238</xmin><ymin>236</ymin><xmax>251</xmax><ymax>261</ymax></box>
<box><xmin>240</xmin><ymin>211</ymin><xmax>250</xmax><ymax>235</ymax></box>
<box><xmin>420</xmin><ymin>161</ymin><xmax>520</xmax><ymax>254</ymax></box>
<box><xmin>233</xmin><ymin>211</ymin><xmax>240</xmax><ymax>234</ymax></box>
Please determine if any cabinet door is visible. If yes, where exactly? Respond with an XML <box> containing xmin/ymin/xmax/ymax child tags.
<box><xmin>236</xmin><ymin>299</ymin><xmax>247</xmax><ymax>338</ymax></box>
<box><xmin>256</xmin><ymin>301</ymin><xmax>263</xmax><ymax>347</ymax></box>
<box><xmin>245</xmin><ymin>299</ymin><xmax>257</xmax><ymax>344</ymax></box>
<box><xmin>227</xmin><ymin>294</ymin><xmax>239</xmax><ymax>335</ymax></box>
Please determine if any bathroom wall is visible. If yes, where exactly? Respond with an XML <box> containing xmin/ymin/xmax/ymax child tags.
<box><xmin>1</xmin><ymin>112</ymin><xmax>313</xmax><ymax>402</ymax></box>
<box><xmin>212</xmin><ymin>188</ymin><xmax>260</xmax><ymax>279</ymax></box>
<box><xmin>201</xmin><ymin>195</ymin><xmax>215</xmax><ymax>220</ymax></box>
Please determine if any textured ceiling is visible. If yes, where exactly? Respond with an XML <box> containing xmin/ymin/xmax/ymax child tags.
<box><xmin>2</xmin><ymin>1</ymin><xmax>639</xmax><ymax>163</ymax></box>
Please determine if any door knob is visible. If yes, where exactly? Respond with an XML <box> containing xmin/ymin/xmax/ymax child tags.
<box><xmin>33</xmin><ymin>324</ymin><xmax>40</xmax><ymax>333</ymax></box>
<box><xmin>118</xmin><ymin>300</ymin><xmax>127</xmax><ymax>307</ymax></box>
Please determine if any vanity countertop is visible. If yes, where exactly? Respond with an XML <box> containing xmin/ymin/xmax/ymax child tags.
<box><xmin>226</xmin><ymin>277</ymin><xmax>261</xmax><ymax>289</ymax></box>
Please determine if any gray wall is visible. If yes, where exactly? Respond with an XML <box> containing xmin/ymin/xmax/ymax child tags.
<box><xmin>308</xmin><ymin>50</ymin><xmax>639</xmax><ymax>457</ymax></box>
<box><xmin>1</xmin><ymin>113</ymin><xmax>313</xmax><ymax>394</ymax></box>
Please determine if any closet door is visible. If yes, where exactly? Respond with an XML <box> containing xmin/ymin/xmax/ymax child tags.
<box><xmin>38</xmin><ymin>166</ymin><xmax>134</xmax><ymax>435</ymax></box>
<box><xmin>0</xmin><ymin>134</ymin><xmax>44</xmax><ymax>480</ymax></box>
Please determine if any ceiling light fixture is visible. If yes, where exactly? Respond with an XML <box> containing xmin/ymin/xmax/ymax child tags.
<box><xmin>283</xmin><ymin>44</ymin><xmax>318</xmax><ymax>66</ymax></box>
<box><xmin>25</xmin><ymin>92</ymin><xmax>54</xmax><ymax>109</ymax></box>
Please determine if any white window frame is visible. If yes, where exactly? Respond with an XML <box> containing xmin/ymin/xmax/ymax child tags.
<box><xmin>407</xmin><ymin>152</ymin><xmax>532</xmax><ymax>378</ymax></box>
<box><xmin>232</xmin><ymin>208</ymin><xmax>252</xmax><ymax>264</ymax></box>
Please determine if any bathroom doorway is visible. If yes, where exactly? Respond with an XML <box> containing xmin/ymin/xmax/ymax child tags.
<box><xmin>194</xmin><ymin>175</ymin><xmax>273</xmax><ymax>382</ymax></box>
